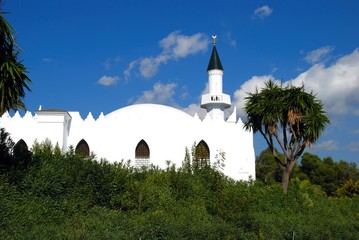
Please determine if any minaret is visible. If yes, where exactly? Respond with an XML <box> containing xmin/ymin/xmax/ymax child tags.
<box><xmin>201</xmin><ymin>36</ymin><xmax>231</xmax><ymax>121</ymax></box>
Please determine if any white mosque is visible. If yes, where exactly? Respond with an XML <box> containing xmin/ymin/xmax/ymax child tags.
<box><xmin>0</xmin><ymin>38</ymin><xmax>256</xmax><ymax>181</ymax></box>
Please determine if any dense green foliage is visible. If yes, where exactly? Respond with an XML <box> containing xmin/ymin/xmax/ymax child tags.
<box><xmin>256</xmin><ymin>148</ymin><xmax>359</xmax><ymax>196</ymax></box>
<box><xmin>1</xmin><ymin>137</ymin><xmax>358</xmax><ymax>239</ymax></box>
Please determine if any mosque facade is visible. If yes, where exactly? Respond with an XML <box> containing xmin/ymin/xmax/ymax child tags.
<box><xmin>0</xmin><ymin>39</ymin><xmax>256</xmax><ymax>181</ymax></box>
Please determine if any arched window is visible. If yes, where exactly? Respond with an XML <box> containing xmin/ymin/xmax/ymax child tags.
<box><xmin>135</xmin><ymin>139</ymin><xmax>150</xmax><ymax>167</ymax></box>
<box><xmin>14</xmin><ymin>139</ymin><xmax>28</xmax><ymax>153</ymax></box>
<box><xmin>196</xmin><ymin>140</ymin><xmax>210</xmax><ymax>160</ymax></box>
<box><xmin>75</xmin><ymin>139</ymin><xmax>90</xmax><ymax>157</ymax></box>
<box><xmin>13</xmin><ymin>139</ymin><xmax>31</xmax><ymax>166</ymax></box>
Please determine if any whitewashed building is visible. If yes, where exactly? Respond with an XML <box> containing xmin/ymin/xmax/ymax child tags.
<box><xmin>0</xmin><ymin>39</ymin><xmax>256</xmax><ymax>181</ymax></box>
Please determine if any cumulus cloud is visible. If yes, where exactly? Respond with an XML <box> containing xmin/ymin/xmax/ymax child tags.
<box><xmin>103</xmin><ymin>57</ymin><xmax>121</xmax><ymax>71</ymax></box>
<box><xmin>347</xmin><ymin>142</ymin><xmax>359</xmax><ymax>152</ymax></box>
<box><xmin>253</xmin><ymin>5</ymin><xmax>273</xmax><ymax>19</ymax></box>
<box><xmin>304</xmin><ymin>46</ymin><xmax>335</xmax><ymax>64</ymax></box>
<box><xmin>133</xmin><ymin>82</ymin><xmax>208</xmax><ymax>118</ymax></box>
<box><xmin>292</xmin><ymin>48</ymin><xmax>359</xmax><ymax>116</ymax></box>
<box><xmin>43</xmin><ymin>57</ymin><xmax>55</xmax><ymax>63</ymax></box>
<box><xmin>97</xmin><ymin>75</ymin><xmax>120</xmax><ymax>86</ymax></box>
<box><xmin>134</xmin><ymin>82</ymin><xmax>178</xmax><ymax>106</ymax></box>
<box><xmin>124</xmin><ymin>60</ymin><xmax>138</xmax><ymax>79</ymax></box>
<box><xmin>223</xmin><ymin>32</ymin><xmax>237</xmax><ymax>47</ymax></box>
<box><xmin>182</xmin><ymin>104</ymin><xmax>206</xmax><ymax>118</ymax></box>
<box><xmin>103</xmin><ymin>58</ymin><xmax>111</xmax><ymax>70</ymax></box>
<box><xmin>181</xmin><ymin>84</ymin><xmax>208</xmax><ymax>119</ymax></box>
<box><xmin>233</xmin><ymin>75</ymin><xmax>280</xmax><ymax>119</ymax></box>
<box><xmin>313</xmin><ymin>140</ymin><xmax>339</xmax><ymax>151</ymax></box>
<box><xmin>353</xmin><ymin>109</ymin><xmax>359</xmax><ymax>116</ymax></box>
<box><xmin>124</xmin><ymin>31</ymin><xmax>209</xmax><ymax>79</ymax></box>
<box><xmin>233</xmin><ymin>49</ymin><xmax>359</xmax><ymax>119</ymax></box>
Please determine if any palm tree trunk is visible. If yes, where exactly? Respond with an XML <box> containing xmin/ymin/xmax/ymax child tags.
<box><xmin>282</xmin><ymin>162</ymin><xmax>295</xmax><ymax>194</ymax></box>
<box><xmin>282</xmin><ymin>168</ymin><xmax>290</xmax><ymax>194</ymax></box>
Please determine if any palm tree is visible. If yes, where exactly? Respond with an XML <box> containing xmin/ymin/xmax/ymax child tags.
<box><xmin>0</xmin><ymin>10</ymin><xmax>31</xmax><ymax>116</ymax></box>
<box><xmin>243</xmin><ymin>80</ymin><xmax>329</xmax><ymax>193</ymax></box>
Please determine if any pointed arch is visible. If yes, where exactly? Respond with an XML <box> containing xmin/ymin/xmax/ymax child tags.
<box><xmin>14</xmin><ymin>139</ymin><xmax>28</xmax><ymax>153</ymax></box>
<box><xmin>135</xmin><ymin>139</ymin><xmax>150</xmax><ymax>167</ymax></box>
<box><xmin>75</xmin><ymin>139</ymin><xmax>90</xmax><ymax>157</ymax></box>
<box><xmin>196</xmin><ymin>140</ymin><xmax>210</xmax><ymax>160</ymax></box>
<box><xmin>135</xmin><ymin>139</ymin><xmax>150</xmax><ymax>158</ymax></box>
<box><xmin>13</xmin><ymin>139</ymin><xmax>31</xmax><ymax>167</ymax></box>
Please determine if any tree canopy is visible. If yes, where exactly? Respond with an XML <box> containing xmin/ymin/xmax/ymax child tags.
<box><xmin>256</xmin><ymin>148</ymin><xmax>359</xmax><ymax>196</ymax></box>
<box><xmin>244</xmin><ymin>80</ymin><xmax>330</xmax><ymax>193</ymax></box>
<box><xmin>0</xmin><ymin>10</ymin><xmax>31</xmax><ymax>116</ymax></box>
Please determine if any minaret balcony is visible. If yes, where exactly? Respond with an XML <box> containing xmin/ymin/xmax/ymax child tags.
<box><xmin>200</xmin><ymin>93</ymin><xmax>231</xmax><ymax>108</ymax></box>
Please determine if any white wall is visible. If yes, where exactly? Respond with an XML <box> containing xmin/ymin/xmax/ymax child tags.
<box><xmin>0</xmin><ymin>104</ymin><xmax>255</xmax><ymax>181</ymax></box>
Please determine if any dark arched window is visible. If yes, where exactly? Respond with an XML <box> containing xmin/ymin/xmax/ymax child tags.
<box><xmin>196</xmin><ymin>140</ymin><xmax>210</xmax><ymax>160</ymax></box>
<box><xmin>75</xmin><ymin>139</ymin><xmax>90</xmax><ymax>157</ymax></box>
<box><xmin>13</xmin><ymin>139</ymin><xmax>31</xmax><ymax>167</ymax></box>
<box><xmin>14</xmin><ymin>139</ymin><xmax>28</xmax><ymax>153</ymax></box>
<box><xmin>192</xmin><ymin>140</ymin><xmax>211</xmax><ymax>171</ymax></box>
<box><xmin>135</xmin><ymin>139</ymin><xmax>150</xmax><ymax>167</ymax></box>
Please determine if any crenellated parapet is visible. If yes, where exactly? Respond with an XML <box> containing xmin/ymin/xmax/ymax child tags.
<box><xmin>0</xmin><ymin>110</ymin><xmax>107</xmax><ymax>122</ymax></box>
<box><xmin>0</xmin><ymin>110</ymin><xmax>107</xmax><ymax>152</ymax></box>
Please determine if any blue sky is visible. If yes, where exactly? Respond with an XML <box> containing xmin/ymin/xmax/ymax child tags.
<box><xmin>3</xmin><ymin>0</ymin><xmax>359</xmax><ymax>164</ymax></box>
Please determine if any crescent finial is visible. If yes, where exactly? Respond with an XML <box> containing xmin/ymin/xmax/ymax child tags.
<box><xmin>212</xmin><ymin>35</ymin><xmax>217</xmax><ymax>45</ymax></box>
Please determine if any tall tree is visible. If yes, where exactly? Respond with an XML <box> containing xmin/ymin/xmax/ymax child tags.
<box><xmin>243</xmin><ymin>80</ymin><xmax>329</xmax><ymax>193</ymax></box>
<box><xmin>256</xmin><ymin>148</ymin><xmax>282</xmax><ymax>183</ymax></box>
<box><xmin>0</xmin><ymin>9</ymin><xmax>31</xmax><ymax>116</ymax></box>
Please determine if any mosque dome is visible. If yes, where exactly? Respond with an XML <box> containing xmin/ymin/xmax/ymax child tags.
<box><xmin>105</xmin><ymin>103</ymin><xmax>195</xmax><ymax>124</ymax></box>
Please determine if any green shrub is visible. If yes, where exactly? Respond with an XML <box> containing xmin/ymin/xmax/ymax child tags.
<box><xmin>1</xmin><ymin>139</ymin><xmax>359</xmax><ymax>239</ymax></box>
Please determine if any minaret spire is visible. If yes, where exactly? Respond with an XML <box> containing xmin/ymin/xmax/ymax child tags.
<box><xmin>201</xmin><ymin>36</ymin><xmax>231</xmax><ymax>121</ymax></box>
<box><xmin>207</xmin><ymin>36</ymin><xmax>223</xmax><ymax>71</ymax></box>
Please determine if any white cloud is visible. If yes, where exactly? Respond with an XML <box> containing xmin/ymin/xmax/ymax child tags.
<box><xmin>353</xmin><ymin>109</ymin><xmax>359</xmax><ymax>116</ymax></box>
<box><xmin>347</xmin><ymin>142</ymin><xmax>359</xmax><ymax>152</ymax></box>
<box><xmin>134</xmin><ymin>82</ymin><xmax>178</xmax><ymax>106</ymax></box>
<box><xmin>124</xmin><ymin>60</ymin><xmax>138</xmax><ymax>80</ymax></box>
<box><xmin>253</xmin><ymin>5</ymin><xmax>273</xmax><ymax>19</ymax></box>
<box><xmin>304</xmin><ymin>46</ymin><xmax>335</xmax><ymax>64</ymax></box>
<box><xmin>233</xmin><ymin>75</ymin><xmax>280</xmax><ymax>119</ymax></box>
<box><xmin>97</xmin><ymin>75</ymin><xmax>120</xmax><ymax>86</ymax></box>
<box><xmin>179</xmin><ymin>85</ymin><xmax>189</xmax><ymax>101</ymax></box>
<box><xmin>271</xmin><ymin>67</ymin><xmax>278</xmax><ymax>73</ymax></box>
<box><xmin>103</xmin><ymin>57</ymin><xmax>121</xmax><ymax>71</ymax></box>
<box><xmin>43</xmin><ymin>57</ymin><xmax>55</xmax><ymax>63</ymax></box>
<box><xmin>161</xmin><ymin>31</ymin><xmax>209</xmax><ymax>58</ymax></box>
<box><xmin>292</xmin><ymin>48</ymin><xmax>359</xmax><ymax>116</ymax></box>
<box><xmin>313</xmin><ymin>140</ymin><xmax>339</xmax><ymax>151</ymax></box>
<box><xmin>183</xmin><ymin>103</ymin><xmax>207</xmax><ymax>119</ymax></box>
<box><xmin>233</xmin><ymin>49</ymin><xmax>359</xmax><ymax>118</ymax></box>
<box><xmin>133</xmin><ymin>82</ymin><xmax>208</xmax><ymax>118</ymax></box>
<box><xmin>139</xmin><ymin>57</ymin><xmax>163</xmax><ymax>78</ymax></box>
<box><xmin>182</xmin><ymin>84</ymin><xmax>208</xmax><ymax>119</ymax></box>
<box><xmin>103</xmin><ymin>58</ymin><xmax>111</xmax><ymax>70</ymax></box>
<box><xmin>124</xmin><ymin>31</ymin><xmax>209</xmax><ymax>79</ymax></box>
<box><xmin>223</xmin><ymin>32</ymin><xmax>237</xmax><ymax>47</ymax></box>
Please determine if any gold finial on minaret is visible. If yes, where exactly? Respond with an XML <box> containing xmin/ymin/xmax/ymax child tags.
<box><xmin>212</xmin><ymin>35</ymin><xmax>217</xmax><ymax>45</ymax></box>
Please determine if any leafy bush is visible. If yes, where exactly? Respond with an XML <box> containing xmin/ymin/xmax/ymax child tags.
<box><xmin>1</xmin><ymin>140</ymin><xmax>358</xmax><ymax>239</ymax></box>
